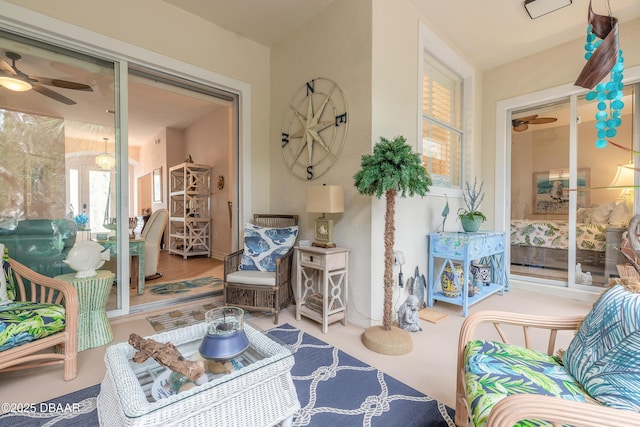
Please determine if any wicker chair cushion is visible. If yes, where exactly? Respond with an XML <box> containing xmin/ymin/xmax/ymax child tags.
<box><xmin>0</xmin><ymin>250</ymin><xmax>13</xmax><ymax>305</ymax></box>
<box><xmin>464</xmin><ymin>339</ymin><xmax>589</xmax><ymax>427</ymax></box>
<box><xmin>239</xmin><ymin>223</ymin><xmax>298</xmax><ymax>272</ymax></box>
<box><xmin>0</xmin><ymin>301</ymin><xmax>66</xmax><ymax>351</ymax></box>
<box><xmin>226</xmin><ymin>270</ymin><xmax>275</xmax><ymax>286</ymax></box>
<box><xmin>563</xmin><ymin>284</ymin><xmax>640</xmax><ymax>411</ymax></box>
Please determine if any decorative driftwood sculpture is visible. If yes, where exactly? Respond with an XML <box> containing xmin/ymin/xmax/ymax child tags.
<box><xmin>129</xmin><ymin>333</ymin><xmax>205</xmax><ymax>381</ymax></box>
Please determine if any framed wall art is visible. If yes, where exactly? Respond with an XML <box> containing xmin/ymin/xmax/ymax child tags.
<box><xmin>533</xmin><ymin>168</ymin><xmax>589</xmax><ymax>214</ymax></box>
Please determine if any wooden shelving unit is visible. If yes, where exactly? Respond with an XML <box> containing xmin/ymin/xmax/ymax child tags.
<box><xmin>168</xmin><ymin>162</ymin><xmax>211</xmax><ymax>259</ymax></box>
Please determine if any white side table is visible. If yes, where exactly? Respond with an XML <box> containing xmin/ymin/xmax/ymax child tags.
<box><xmin>295</xmin><ymin>246</ymin><xmax>350</xmax><ymax>333</ymax></box>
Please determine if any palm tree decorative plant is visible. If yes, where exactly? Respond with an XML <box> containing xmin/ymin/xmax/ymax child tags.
<box><xmin>457</xmin><ymin>177</ymin><xmax>486</xmax><ymax>232</ymax></box>
<box><xmin>354</xmin><ymin>135</ymin><xmax>432</xmax><ymax>355</ymax></box>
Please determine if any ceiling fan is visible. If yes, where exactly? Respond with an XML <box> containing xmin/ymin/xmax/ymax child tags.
<box><xmin>0</xmin><ymin>51</ymin><xmax>93</xmax><ymax>105</ymax></box>
<box><xmin>511</xmin><ymin>114</ymin><xmax>557</xmax><ymax>132</ymax></box>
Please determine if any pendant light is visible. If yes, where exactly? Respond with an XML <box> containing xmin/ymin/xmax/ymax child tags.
<box><xmin>95</xmin><ymin>137</ymin><xmax>115</xmax><ymax>170</ymax></box>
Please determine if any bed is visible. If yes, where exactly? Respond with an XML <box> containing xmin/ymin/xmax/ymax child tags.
<box><xmin>510</xmin><ymin>201</ymin><xmax>632</xmax><ymax>273</ymax></box>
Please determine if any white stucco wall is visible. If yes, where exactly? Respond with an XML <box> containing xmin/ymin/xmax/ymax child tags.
<box><xmin>270</xmin><ymin>0</ymin><xmax>374</xmax><ymax>327</ymax></box>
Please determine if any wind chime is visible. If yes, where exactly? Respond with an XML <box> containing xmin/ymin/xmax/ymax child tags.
<box><xmin>574</xmin><ymin>0</ymin><xmax>625</xmax><ymax>149</ymax></box>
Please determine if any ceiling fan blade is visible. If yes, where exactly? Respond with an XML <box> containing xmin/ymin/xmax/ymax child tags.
<box><xmin>0</xmin><ymin>58</ymin><xmax>17</xmax><ymax>75</ymax></box>
<box><xmin>31</xmin><ymin>82</ymin><xmax>77</xmax><ymax>105</ymax></box>
<box><xmin>513</xmin><ymin>123</ymin><xmax>528</xmax><ymax>132</ymax></box>
<box><xmin>528</xmin><ymin>117</ymin><xmax>557</xmax><ymax>124</ymax></box>
<box><xmin>514</xmin><ymin>114</ymin><xmax>538</xmax><ymax>122</ymax></box>
<box><xmin>30</xmin><ymin>76</ymin><xmax>93</xmax><ymax>91</ymax></box>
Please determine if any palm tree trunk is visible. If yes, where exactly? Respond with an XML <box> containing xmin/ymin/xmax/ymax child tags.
<box><xmin>383</xmin><ymin>189</ymin><xmax>396</xmax><ymax>330</ymax></box>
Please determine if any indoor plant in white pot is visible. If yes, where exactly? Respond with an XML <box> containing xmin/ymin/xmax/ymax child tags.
<box><xmin>457</xmin><ymin>178</ymin><xmax>486</xmax><ymax>232</ymax></box>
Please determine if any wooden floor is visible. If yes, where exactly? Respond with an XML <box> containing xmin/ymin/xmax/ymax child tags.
<box><xmin>106</xmin><ymin>250</ymin><xmax>225</xmax><ymax>312</ymax></box>
<box><xmin>152</xmin><ymin>250</ymin><xmax>224</xmax><ymax>284</ymax></box>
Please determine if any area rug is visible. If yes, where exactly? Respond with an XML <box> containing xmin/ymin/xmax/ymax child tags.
<box><xmin>148</xmin><ymin>276</ymin><xmax>224</xmax><ymax>295</ymax></box>
<box><xmin>0</xmin><ymin>324</ymin><xmax>455</xmax><ymax>426</ymax></box>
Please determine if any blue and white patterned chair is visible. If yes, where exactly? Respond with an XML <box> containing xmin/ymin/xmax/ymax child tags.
<box><xmin>224</xmin><ymin>214</ymin><xmax>298</xmax><ymax>324</ymax></box>
<box><xmin>455</xmin><ymin>281</ymin><xmax>640</xmax><ymax>427</ymax></box>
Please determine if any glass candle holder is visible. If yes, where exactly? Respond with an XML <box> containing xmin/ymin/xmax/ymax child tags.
<box><xmin>199</xmin><ymin>306</ymin><xmax>249</xmax><ymax>361</ymax></box>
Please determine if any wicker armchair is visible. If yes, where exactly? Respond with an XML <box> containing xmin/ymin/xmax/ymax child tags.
<box><xmin>224</xmin><ymin>214</ymin><xmax>298</xmax><ymax>324</ymax></box>
<box><xmin>455</xmin><ymin>305</ymin><xmax>640</xmax><ymax>427</ymax></box>
<box><xmin>0</xmin><ymin>258</ymin><xmax>79</xmax><ymax>381</ymax></box>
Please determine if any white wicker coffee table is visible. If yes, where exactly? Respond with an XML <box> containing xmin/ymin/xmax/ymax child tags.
<box><xmin>97</xmin><ymin>322</ymin><xmax>300</xmax><ymax>426</ymax></box>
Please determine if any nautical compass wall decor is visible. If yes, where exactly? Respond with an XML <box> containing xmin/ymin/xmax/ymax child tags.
<box><xmin>281</xmin><ymin>77</ymin><xmax>348</xmax><ymax>180</ymax></box>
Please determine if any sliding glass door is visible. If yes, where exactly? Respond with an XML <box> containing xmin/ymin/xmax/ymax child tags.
<box><xmin>509</xmin><ymin>85</ymin><xmax>637</xmax><ymax>289</ymax></box>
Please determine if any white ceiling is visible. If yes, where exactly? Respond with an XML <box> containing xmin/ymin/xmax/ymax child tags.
<box><xmin>165</xmin><ymin>0</ymin><xmax>640</xmax><ymax>70</ymax></box>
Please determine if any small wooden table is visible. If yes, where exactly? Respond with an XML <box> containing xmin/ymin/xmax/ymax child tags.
<box><xmin>55</xmin><ymin>270</ymin><xmax>115</xmax><ymax>351</ymax></box>
<box><xmin>295</xmin><ymin>246</ymin><xmax>350</xmax><ymax>333</ymax></box>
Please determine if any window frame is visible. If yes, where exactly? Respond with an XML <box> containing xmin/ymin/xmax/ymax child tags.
<box><xmin>418</xmin><ymin>21</ymin><xmax>475</xmax><ymax>198</ymax></box>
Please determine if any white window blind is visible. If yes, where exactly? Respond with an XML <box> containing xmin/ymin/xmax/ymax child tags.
<box><xmin>422</xmin><ymin>52</ymin><xmax>463</xmax><ymax>188</ymax></box>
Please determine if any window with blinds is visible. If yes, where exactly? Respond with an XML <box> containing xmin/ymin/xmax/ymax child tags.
<box><xmin>422</xmin><ymin>52</ymin><xmax>463</xmax><ymax>188</ymax></box>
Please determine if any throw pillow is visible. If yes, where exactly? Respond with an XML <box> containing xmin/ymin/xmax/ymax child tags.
<box><xmin>0</xmin><ymin>244</ymin><xmax>12</xmax><ymax>305</ymax></box>
<box><xmin>239</xmin><ymin>223</ymin><xmax>298</xmax><ymax>272</ymax></box>
<box><xmin>608</xmin><ymin>202</ymin><xmax>631</xmax><ymax>225</ymax></box>
<box><xmin>576</xmin><ymin>207</ymin><xmax>593</xmax><ymax>223</ymax></box>
<box><xmin>563</xmin><ymin>283</ymin><xmax>640</xmax><ymax>411</ymax></box>
<box><xmin>592</xmin><ymin>201</ymin><xmax>616</xmax><ymax>224</ymax></box>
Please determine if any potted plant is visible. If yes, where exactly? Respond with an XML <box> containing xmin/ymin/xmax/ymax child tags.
<box><xmin>354</xmin><ymin>135</ymin><xmax>432</xmax><ymax>355</ymax></box>
<box><xmin>457</xmin><ymin>178</ymin><xmax>486</xmax><ymax>232</ymax></box>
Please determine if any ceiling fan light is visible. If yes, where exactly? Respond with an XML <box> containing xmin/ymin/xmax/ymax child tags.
<box><xmin>0</xmin><ymin>75</ymin><xmax>32</xmax><ymax>91</ymax></box>
<box><xmin>524</xmin><ymin>0</ymin><xmax>572</xmax><ymax>20</ymax></box>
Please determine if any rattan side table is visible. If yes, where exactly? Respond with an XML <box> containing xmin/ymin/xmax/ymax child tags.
<box><xmin>55</xmin><ymin>270</ymin><xmax>115</xmax><ymax>351</ymax></box>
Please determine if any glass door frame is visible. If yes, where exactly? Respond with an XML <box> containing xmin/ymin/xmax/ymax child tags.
<box><xmin>496</xmin><ymin>66</ymin><xmax>640</xmax><ymax>291</ymax></box>
<box><xmin>0</xmin><ymin>5</ymin><xmax>252</xmax><ymax>317</ymax></box>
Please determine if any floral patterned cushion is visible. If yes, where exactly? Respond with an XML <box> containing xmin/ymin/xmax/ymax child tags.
<box><xmin>563</xmin><ymin>284</ymin><xmax>640</xmax><ymax>411</ymax></box>
<box><xmin>239</xmin><ymin>223</ymin><xmax>298</xmax><ymax>272</ymax></box>
<box><xmin>0</xmin><ymin>302</ymin><xmax>66</xmax><ymax>352</ymax></box>
<box><xmin>464</xmin><ymin>339</ymin><xmax>589</xmax><ymax>427</ymax></box>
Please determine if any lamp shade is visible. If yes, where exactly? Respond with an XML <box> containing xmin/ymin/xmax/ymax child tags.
<box><xmin>610</xmin><ymin>163</ymin><xmax>635</xmax><ymax>199</ymax></box>
<box><xmin>610</xmin><ymin>163</ymin><xmax>634</xmax><ymax>187</ymax></box>
<box><xmin>306</xmin><ymin>185</ymin><xmax>344</xmax><ymax>213</ymax></box>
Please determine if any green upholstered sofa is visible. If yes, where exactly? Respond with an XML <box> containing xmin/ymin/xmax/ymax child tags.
<box><xmin>0</xmin><ymin>219</ymin><xmax>77</xmax><ymax>277</ymax></box>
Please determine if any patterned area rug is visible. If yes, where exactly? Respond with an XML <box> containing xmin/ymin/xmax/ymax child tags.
<box><xmin>0</xmin><ymin>325</ymin><xmax>455</xmax><ymax>426</ymax></box>
<box><xmin>148</xmin><ymin>276</ymin><xmax>224</xmax><ymax>295</ymax></box>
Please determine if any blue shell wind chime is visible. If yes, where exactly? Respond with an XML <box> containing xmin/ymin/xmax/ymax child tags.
<box><xmin>575</xmin><ymin>0</ymin><xmax>624</xmax><ymax>149</ymax></box>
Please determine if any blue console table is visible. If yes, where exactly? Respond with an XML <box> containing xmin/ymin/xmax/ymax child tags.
<box><xmin>427</xmin><ymin>231</ymin><xmax>509</xmax><ymax>317</ymax></box>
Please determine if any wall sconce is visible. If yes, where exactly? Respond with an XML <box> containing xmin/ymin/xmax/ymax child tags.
<box><xmin>524</xmin><ymin>0</ymin><xmax>572</xmax><ymax>19</ymax></box>
<box><xmin>306</xmin><ymin>184</ymin><xmax>344</xmax><ymax>248</ymax></box>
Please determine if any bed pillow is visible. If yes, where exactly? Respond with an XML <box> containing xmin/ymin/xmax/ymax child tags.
<box><xmin>239</xmin><ymin>223</ymin><xmax>298</xmax><ymax>272</ymax></box>
<box><xmin>576</xmin><ymin>208</ymin><xmax>593</xmax><ymax>223</ymax></box>
<box><xmin>609</xmin><ymin>202</ymin><xmax>631</xmax><ymax>226</ymax></box>
<box><xmin>592</xmin><ymin>201</ymin><xmax>616</xmax><ymax>224</ymax></box>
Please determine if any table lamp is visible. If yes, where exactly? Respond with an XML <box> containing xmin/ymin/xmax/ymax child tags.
<box><xmin>610</xmin><ymin>162</ymin><xmax>635</xmax><ymax>203</ymax></box>
<box><xmin>306</xmin><ymin>184</ymin><xmax>344</xmax><ymax>248</ymax></box>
